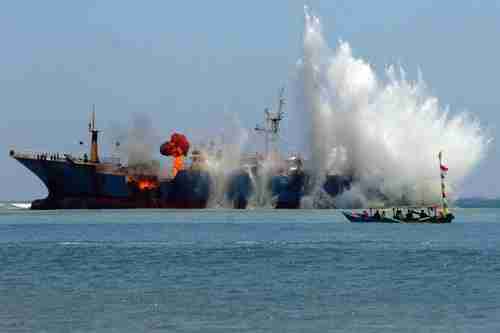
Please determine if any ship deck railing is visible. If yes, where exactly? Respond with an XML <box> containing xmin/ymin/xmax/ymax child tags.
<box><xmin>10</xmin><ymin>150</ymin><xmax>122</xmax><ymax>166</ymax></box>
<box><xmin>10</xmin><ymin>150</ymin><xmax>72</xmax><ymax>161</ymax></box>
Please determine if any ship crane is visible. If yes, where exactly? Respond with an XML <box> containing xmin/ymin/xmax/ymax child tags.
<box><xmin>255</xmin><ymin>87</ymin><xmax>285</xmax><ymax>157</ymax></box>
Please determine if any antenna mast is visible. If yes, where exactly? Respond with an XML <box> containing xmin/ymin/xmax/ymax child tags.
<box><xmin>255</xmin><ymin>87</ymin><xmax>285</xmax><ymax>157</ymax></box>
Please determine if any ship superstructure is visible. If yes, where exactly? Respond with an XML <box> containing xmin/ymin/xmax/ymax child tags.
<box><xmin>255</xmin><ymin>87</ymin><xmax>286</xmax><ymax>157</ymax></box>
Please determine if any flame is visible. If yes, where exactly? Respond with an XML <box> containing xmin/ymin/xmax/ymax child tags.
<box><xmin>172</xmin><ymin>156</ymin><xmax>184</xmax><ymax>178</ymax></box>
<box><xmin>126</xmin><ymin>175</ymin><xmax>159</xmax><ymax>191</ymax></box>
<box><xmin>138</xmin><ymin>179</ymin><xmax>158</xmax><ymax>191</ymax></box>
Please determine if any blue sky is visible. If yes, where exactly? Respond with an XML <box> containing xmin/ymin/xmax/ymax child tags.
<box><xmin>1</xmin><ymin>1</ymin><xmax>499</xmax><ymax>200</ymax></box>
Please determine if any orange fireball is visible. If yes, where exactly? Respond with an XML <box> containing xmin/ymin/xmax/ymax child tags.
<box><xmin>160</xmin><ymin>132</ymin><xmax>190</xmax><ymax>178</ymax></box>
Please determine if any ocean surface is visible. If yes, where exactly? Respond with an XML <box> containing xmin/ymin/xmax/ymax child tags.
<box><xmin>0</xmin><ymin>205</ymin><xmax>499</xmax><ymax>332</ymax></box>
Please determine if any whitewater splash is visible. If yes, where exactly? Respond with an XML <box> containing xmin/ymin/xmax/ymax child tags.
<box><xmin>289</xmin><ymin>7</ymin><xmax>488</xmax><ymax>207</ymax></box>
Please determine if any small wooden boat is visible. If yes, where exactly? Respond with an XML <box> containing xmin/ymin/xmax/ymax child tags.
<box><xmin>342</xmin><ymin>210</ymin><xmax>454</xmax><ymax>224</ymax></box>
<box><xmin>342</xmin><ymin>152</ymin><xmax>456</xmax><ymax>224</ymax></box>
<box><xmin>342</xmin><ymin>211</ymin><xmax>400</xmax><ymax>223</ymax></box>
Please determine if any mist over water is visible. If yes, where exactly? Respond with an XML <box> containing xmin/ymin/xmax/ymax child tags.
<box><xmin>204</xmin><ymin>114</ymin><xmax>251</xmax><ymax>207</ymax></box>
<box><xmin>288</xmin><ymin>7</ymin><xmax>489</xmax><ymax>207</ymax></box>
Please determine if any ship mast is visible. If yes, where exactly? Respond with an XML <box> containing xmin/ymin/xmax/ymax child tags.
<box><xmin>255</xmin><ymin>87</ymin><xmax>285</xmax><ymax>157</ymax></box>
<box><xmin>89</xmin><ymin>104</ymin><xmax>100</xmax><ymax>163</ymax></box>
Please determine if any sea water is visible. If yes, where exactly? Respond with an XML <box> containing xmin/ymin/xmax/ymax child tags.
<box><xmin>0</xmin><ymin>206</ymin><xmax>499</xmax><ymax>332</ymax></box>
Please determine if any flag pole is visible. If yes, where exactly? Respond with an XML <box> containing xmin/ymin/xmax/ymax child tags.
<box><xmin>438</xmin><ymin>151</ymin><xmax>449</xmax><ymax>216</ymax></box>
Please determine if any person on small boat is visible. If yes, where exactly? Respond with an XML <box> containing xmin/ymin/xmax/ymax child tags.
<box><xmin>419</xmin><ymin>209</ymin><xmax>428</xmax><ymax>218</ymax></box>
<box><xmin>427</xmin><ymin>207</ymin><xmax>434</xmax><ymax>216</ymax></box>
<box><xmin>381</xmin><ymin>210</ymin><xmax>386</xmax><ymax>218</ymax></box>
<box><xmin>394</xmin><ymin>208</ymin><xmax>403</xmax><ymax>219</ymax></box>
<box><xmin>406</xmin><ymin>209</ymin><xmax>414</xmax><ymax>220</ymax></box>
<box><xmin>362</xmin><ymin>210</ymin><xmax>369</xmax><ymax>219</ymax></box>
<box><xmin>373</xmin><ymin>210</ymin><xmax>381</xmax><ymax>220</ymax></box>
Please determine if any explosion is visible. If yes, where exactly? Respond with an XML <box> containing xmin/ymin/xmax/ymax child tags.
<box><xmin>288</xmin><ymin>7</ymin><xmax>489</xmax><ymax>207</ymax></box>
<box><xmin>160</xmin><ymin>133</ymin><xmax>190</xmax><ymax>177</ymax></box>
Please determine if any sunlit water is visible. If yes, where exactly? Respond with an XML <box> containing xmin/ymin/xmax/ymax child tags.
<box><xmin>0</xmin><ymin>206</ymin><xmax>499</xmax><ymax>332</ymax></box>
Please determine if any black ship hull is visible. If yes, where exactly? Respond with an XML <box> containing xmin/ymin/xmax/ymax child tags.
<box><xmin>13</xmin><ymin>154</ymin><xmax>212</xmax><ymax>210</ymax></box>
<box><xmin>226</xmin><ymin>170</ymin><xmax>254</xmax><ymax>209</ymax></box>
<box><xmin>224</xmin><ymin>167</ymin><xmax>352</xmax><ymax>209</ymax></box>
<box><xmin>271</xmin><ymin>172</ymin><xmax>308</xmax><ymax>209</ymax></box>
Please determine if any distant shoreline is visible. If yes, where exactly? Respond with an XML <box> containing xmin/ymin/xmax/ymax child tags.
<box><xmin>454</xmin><ymin>198</ymin><xmax>500</xmax><ymax>208</ymax></box>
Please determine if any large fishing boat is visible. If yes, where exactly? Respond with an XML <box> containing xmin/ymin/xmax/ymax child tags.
<box><xmin>225</xmin><ymin>88</ymin><xmax>351</xmax><ymax>209</ymax></box>
<box><xmin>221</xmin><ymin>89</ymin><xmax>309</xmax><ymax>209</ymax></box>
<box><xmin>10</xmin><ymin>112</ymin><xmax>212</xmax><ymax>209</ymax></box>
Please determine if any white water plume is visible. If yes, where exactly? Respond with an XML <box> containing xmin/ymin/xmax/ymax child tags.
<box><xmin>291</xmin><ymin>7</ymin><xmax>489</xmax><ymax>207</ymax></box>
<box><xmin>203</xmin><ymin>114</ymin><xmax>252</xmax><ymax>207</ymax></box>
